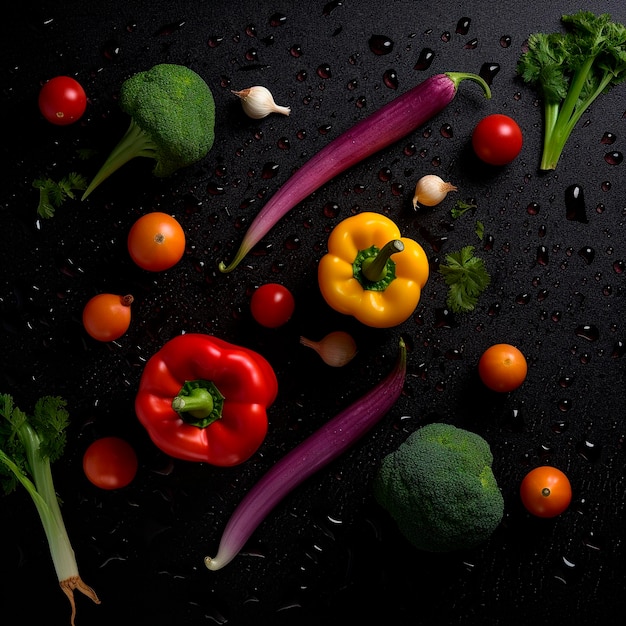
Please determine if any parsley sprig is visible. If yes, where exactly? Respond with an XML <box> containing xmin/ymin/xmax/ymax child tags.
<box><xmin>33</xmin><ymin>172</ymin><xmax>87</xmax><ymax>218</ymax></box>
<box><xmin>439</xmin><ymin>246</ymin><xmax>491</xmax><ymax>313</ymax></box>
<box><xmin>517</xmin><ymin>11</ymin><xmax>626</xmax><ymax>170</ymax></box>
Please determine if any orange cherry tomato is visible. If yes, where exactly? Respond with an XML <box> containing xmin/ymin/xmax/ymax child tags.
<box><xmin>520</xmin><ymin>466</ymin><xmax>572</xmax><ymax>518</ymax></box>
<box><xmin>83</xmin><ymin>437</ymin><xmax>138</xmax><ymax>490</ymax></box>
<box><xmin>82</xmin><ymin>293</ymin><xmax>133</xmax><ymax>342</ymax></box>
<box><xmin>478</xmin><ymin>343</ymin><xmax>527</xmax><ymax>392</ymax></box>
<box><xmin>127</xmin><ymin>212</ymin><xmax>186</xmax><ymax>271</ymax></box>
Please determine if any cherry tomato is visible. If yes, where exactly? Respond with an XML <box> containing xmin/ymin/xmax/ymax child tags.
<box><xmin>520</xmin><ymin>466</ymin><xmax>572</xmax><ymax>518</ymax></box>
<box><xmin>250</xmin><ymin>283</ymin><xmax>295</xmax><ymax>328</ymax></box>
<box><xmin>38</xmin><ymin>76</ymin><xmax>87</xmax><ymax>126</ymax></box>
<box><xmin>472</xmin><ymin>114</ymin><xmax>523</xmax><ymax>166</ymax></box>
<box><xmin>478</xmin><ymin>343</ymin><xmax>527</xmax><ymax>392</ymax></box>
<box><xmin>127</xmin><ymin>212</ymin><xmax>186</xmax><ymax>271</ymax></box>
<box><xmin>83</xmin><ymin>437</ymin><xmax>138</xmax><ymax>490</ymax></box>
<box><xmin>82</xmin><ymin>293</ymin><xmax>133</xmax><ymax>342</ymax></box>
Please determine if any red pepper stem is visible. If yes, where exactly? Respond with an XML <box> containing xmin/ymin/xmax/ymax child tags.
<box><xmin>172</xmin><ymin>387</ymin><xmax>214</xmax><ymax>417</ymax></box>
<box><xmin>171</xmin><ymin>380</ymin><xmax>226</xmax><ymax>427</ymax></box>
<box><xmin>361</xmin><ymin>239</ymin><xmax>404</xmax><ymax>282</ymax></box>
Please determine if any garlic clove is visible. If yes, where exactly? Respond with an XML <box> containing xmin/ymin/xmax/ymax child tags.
<box><xmin>232</xmin><ymin>85</ymin><xmax>291</xmax><ymax>119</ymax></box>
<box><xmin>412</xmin><ymin>174</ymin><xmax>457</xmax><ymax>209</ymax></box>
<box><xmin>299</xmin><ymin>331</ymin><xmax>357</xmax><ymax>367</ymax></box>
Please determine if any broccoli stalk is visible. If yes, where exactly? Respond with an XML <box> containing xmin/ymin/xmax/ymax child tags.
<box><xmin>82</xmin><ymin>63</ymin><xmax>216</xmax><ymax>200</ymax></box>
<box><xmin>517</xmin><ymin>11</ymin><xmax>626</xmax><ymax>171</ymax></box>
<box><xmin>0</xmin><ymin>394</ymin><xmax>100</xmax><ymax>626</ymax></box>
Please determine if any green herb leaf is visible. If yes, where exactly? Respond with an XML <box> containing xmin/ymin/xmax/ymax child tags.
<box><xmin>439</xmin><ymin>246</ymin><xmax>491</xmax><ymax>313</ymax></box>
<box><xmin>517</xmin><ymin>11</ymin><xmax>626</xmax><ymax>170</ymax></box>
<box><xmin>451</xmin><ymin>199</ymin><xmax>477</xmax><ymax>219</ymax></box>
<box><xmin>33</xmin><ymin>173</ymin><xmax>88</xmax><ymax>218</ymax></box>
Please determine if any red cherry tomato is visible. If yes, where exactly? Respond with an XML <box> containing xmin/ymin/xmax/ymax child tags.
<box><xmin>82</xmin><ymin>293</ymin><xmax>133</xmax><ymax>342</ymax></box>
<box><xmin>83</xmin><ymin>437</ymin><xmax>138</xmax><ymax>490</ymax></box>
<box><xmin>250</xmin><ymin>283</ymin><xmax>295</xmax><ymax>328</ymax></box>
<box><xmin>478</xmin><ymin>343</ymin><xmax>527</xmax><ymax>392</ymax></box>
<box><xmin>38</xmin><ymin>76</ymin><xmax>87</xmax><ymax>126</ymax></box>
<box><xmin>127</xmin><ymin>212</ymin><xmax>186</xmax><ymax>271</ymax></box>
<box><xmin>520</xmin><ymin>466</ymin><xmax>572</xmax><ymax>518</ymax></box>
<box><xmin>472</xmin><ymin>114</ymin><xmax>523</xmax><ymax>166</ymax></box>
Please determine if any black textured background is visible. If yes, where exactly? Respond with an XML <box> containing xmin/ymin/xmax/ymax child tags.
<box><xmin>2</xmin><ymin>1</ymin><xmax>626</xmax><ymax>625</ymax></box>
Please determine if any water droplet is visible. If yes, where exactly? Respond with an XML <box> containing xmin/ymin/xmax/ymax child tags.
<box><xmin>277</xmin><ymin>137</ymin><xmax>290</xmax><ymax>150</ymax></box>
<box><xmin>604</xmin><ymin>151</ymin><xmax>623</xmax><ymax>165</ymax></box>
<box><xmin>368</xmin><ymin>34</ymin><xmax>394</xmax><ymax>55</ymax></box>
<box><xmin>378</xmin><ymin>167</ymin><xmax>392</xmax><ymax>182</ymax></box>
<box><xmin>316</xmin><ymin>64</ymin><xmax>332</xmax><ymax>79</ymax></box>
<box><xmin>565</xmin><ymin>184</ymin><xmax>587</xmax><ymax>223</ymax></box>
<box><xmin>576</xmin><ymin>439</ymin><xmax>601</xmax><ymax>462</ymax></box>
<box><xmin>516</xmin><ymin>293</ymin><xmax>530</xmax><ymax>305</ymax></box>
<box><xmin>290</xmin><ymin>44</ymin><xmax>303</xmax><ymax>57</ymax></box>
<box><xmin>356</xmin><ymin>96</ymin><xmax>367</xmax><ymax>109</ymax></box>
<box><xmin>440</xmin><ymin>123</ymin><xmax>453</xmax><ymax>138</ymax></box>
<box><xmin>479</xmin><ymin>63</ymin><xmax>500</xmax><ymax>85</ymax></box>
<box><xmin>269</xmin><ymin>13</ymin><xmax>287</xmax><ymax>27</ymax></box>
<box><xmin>440</xmin><ymin>31</ymin><xmax>451</xmax><ymax>43</ymax></box>
<box><xmin>575</xmin><ymin>324</ymin><xmax>599</xmax><ymax>341</ymax></box>
<box><xmin>578</xmin><ymin>246</ymin><xmax>595</xmax><ymax>264</ymax></box>
<box><xmin>601</xmin><ymin>131</ymin><xmax>617</xmax><ymax>145</ymax></box>
<box><xmin>612</xmin><ymin>340</ymin><xmax>625</xmax><ymax>357</ymax></box>
<box><xmin>383</xmin><ymin>69</ymin><xmax>398</xmax><ymax>90</ymax></box>
<box><xmin>455</xmin><ymin>17</ymin><xmax>471</xmax><ymax>35</ymax></box>
<box><xmin>464</xmin><ymin>38</ymin><xmax>478</xmax><ymax>50</ymax></box>
<box><xmin>414</xmin><ymin>48</ymin><xmax>434</xmax><ymax>70</ymax></box>
<box><xmin>527</xmin><ymin>201</ymin><xmax>540</xmax><ymax>215</ymax></box>
<box><xmin>156</xmin><ymin>21</ymin><xmax>185</xmax><ymax>36</ymax></box>
<box><xmin>245</xmin><ymin>24</ymin><xmax>257</xmax><ymax>37</ymax></box>
<box><xmin>322</xmin><ymin>0</ymin><xmax>343</xmax><ymax>16</ymax></box>
<box><xmin>499</xmin><ymin>35</ymin><xmax>512</xmax><ymax>48</ymax></box>
<box><xmin>536</xmin><ymin>245</ymin><xmax>549</xmax><ymax>266</ymax></box>
<box><xmin>207</xmin><ymin>35</ymin><xmax>224</xmax><ymax>48</ymax></box>
<box><xmin>601</xmin><ymin>180</ymin><xmax>611</xmax><ymax>192</ymax></box>
<box><xmin>322</xmin><ymin>202</ymin><xmax>340</xmax><ymax>218</ymax></box>
<box><xmin>284</xmin><ymin>235</ymin><xmax>301</xmax><ymax>251</ymax></box>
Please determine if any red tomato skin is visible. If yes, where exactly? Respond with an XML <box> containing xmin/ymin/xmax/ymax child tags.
<box><xmin>83</xmin><ymin>437</ymin><xmax>138</xmax><ymax>490</ymax></box>
<box><xmin>472</xmin><ymin>114</ymin><xmax>523</xmax><ymax>166</ymax></box>
<box><xmin>250</xmin><ymin>283</ymin><xmax>295</xmax><ymax>328</ymax></box>
<box><xmin>478</xmin><ymin>343</ymin><xmax>528</xmax><ymax>392</ymax></box>
<box><xmin>38</xmin><ymin>76</ymin><xmax>87</xmax><ymax>126</ymax></box>
<box><xmin>520</xmin><ymin>466</ymin><xmax>572</xmax><ymax>518</ymax></box>
<box><xmin>127</xmin><ymin>212</ymin><xmax>186</xmax><ymax>272</ymax></box>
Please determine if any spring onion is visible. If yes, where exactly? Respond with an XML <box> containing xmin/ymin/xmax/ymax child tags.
<box><xmin>0</xmin><ymin>394</ymin><xmax>100</xmax><ymax>626</ymax></box>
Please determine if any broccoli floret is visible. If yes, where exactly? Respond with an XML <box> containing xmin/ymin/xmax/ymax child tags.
<box><xmin>82</xmin><ymin>63</ymin><xmax>216</xmax><ymax>199</ymax></box>
<box><xmin>373</xmin><ymin>422</ymin><xmax>504</xmax><ymax>552</ymax></box>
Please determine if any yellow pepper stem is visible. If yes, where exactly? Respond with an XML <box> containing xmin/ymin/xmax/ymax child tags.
<box><xmin>361</xmin><ymin>239</ymin><xmax>404</xmax><ymax>283</ymax></box>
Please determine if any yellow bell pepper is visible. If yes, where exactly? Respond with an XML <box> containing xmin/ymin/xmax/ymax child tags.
<box><xmin>318</xmin><ymin>212</ymin><xmax>429</xmax><ymax>328</ymax></box>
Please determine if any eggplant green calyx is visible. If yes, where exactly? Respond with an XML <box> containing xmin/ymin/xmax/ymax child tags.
<box><xmin>172</xmin><ymin>380</ymin><xmax>225</xmax><ymax>427</ymax></box>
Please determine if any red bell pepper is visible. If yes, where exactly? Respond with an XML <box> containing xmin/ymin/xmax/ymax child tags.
<box><xmin>135</xmin><ymin>333</ymin><xmax>278</xmax><ymax>466</ymax></box>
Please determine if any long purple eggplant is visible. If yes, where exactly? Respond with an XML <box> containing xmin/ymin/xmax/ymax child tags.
<box><xmin>204</xmin><ymin>338</ymin><xmax>406</xmax><ymax>571</ymax></box>
<box><xmin>218</xmin><ymin>72</ymin><xmax>491</xmax><ymax>273</ymax></box>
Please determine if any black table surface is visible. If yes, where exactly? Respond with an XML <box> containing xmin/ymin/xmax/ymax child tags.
<box><xmin>2</xmin><ymin>1</ymin><xmax>626</xmax><ymax>625</ymax></box>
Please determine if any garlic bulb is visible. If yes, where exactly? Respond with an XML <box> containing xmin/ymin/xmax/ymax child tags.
<box><xmin>412</xmin><ymin>174</ymin><xmax>457</xmax><ymax>209</ymax></box>
<box><xmin>299</xmin><ymin>331</ymin><xmax>357</xmax><ymax>367</ymax></box>
<box><xmin>232</xmin><ymin>86</ymin><xmax>291</xmax><ymax>119</ymax></box>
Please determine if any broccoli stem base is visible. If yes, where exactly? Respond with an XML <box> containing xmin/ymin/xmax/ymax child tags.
<box><xmin>81</xmin><ymin>119</ymin><xmax>157</xmax><ymax>200</ymax></box>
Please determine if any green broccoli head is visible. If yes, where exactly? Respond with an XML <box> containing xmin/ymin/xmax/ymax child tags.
<box><xmin>373</xmin><ymin>422</ymin><xmax>504</xmax><ymax>552</ymax></box>
<box><xmin>82</xmin><ymin>63</ymin><xmax>215</xmax><ymax>199</ymax></box>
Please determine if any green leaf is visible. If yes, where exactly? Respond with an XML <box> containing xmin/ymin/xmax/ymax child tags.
<box><xmin>439</xmin><ymin>246</ymin><xmax>491</xmax><ymax>313</ymax></box>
